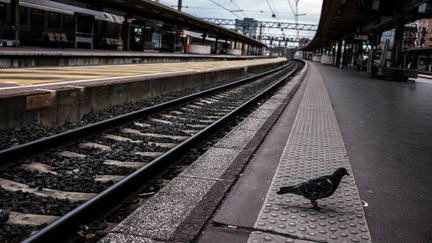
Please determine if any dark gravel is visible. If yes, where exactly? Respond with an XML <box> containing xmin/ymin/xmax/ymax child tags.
<box><xmin>1</xmin><ymin>224</ymin><xmax>39</xmax><ymax>243</ymax></box>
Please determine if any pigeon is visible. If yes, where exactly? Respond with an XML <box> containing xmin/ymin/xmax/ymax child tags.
<box><xmin>276</xmin><ymin>167</ymin><xmax>349</xmax><ymax>209</ymax></box>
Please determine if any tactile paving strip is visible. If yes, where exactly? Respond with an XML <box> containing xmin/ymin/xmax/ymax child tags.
<box><xmin>249</xmin><ymin>64</ymin><xmax>372</xmax><ymax>243</ymax></box>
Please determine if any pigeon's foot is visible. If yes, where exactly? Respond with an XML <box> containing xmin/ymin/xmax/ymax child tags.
<box><xmin>311</xmin><ymin>200</ymin><xmax>320</xmax><ymax>210</ymax></box>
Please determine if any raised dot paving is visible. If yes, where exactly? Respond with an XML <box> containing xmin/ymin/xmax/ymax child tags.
<box><xmin>249</xmin><ymin>64</ymin><xmax>372</xmax><ymax>243</ymax></box>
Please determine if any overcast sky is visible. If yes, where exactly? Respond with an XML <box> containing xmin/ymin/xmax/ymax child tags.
<box><xmin>157</xmin><ymin>0</ymin><xmax>323</xmax><ymax>41</ymax></box>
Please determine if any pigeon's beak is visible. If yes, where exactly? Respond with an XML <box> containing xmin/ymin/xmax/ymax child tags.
<box><xmin>346</xmin><ymin>172</ymin><xmax>350</xmax><ymax>176</ymax></box>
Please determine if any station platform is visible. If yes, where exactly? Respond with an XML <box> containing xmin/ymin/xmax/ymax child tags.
<box><xmin>0</xmin><ymin>57</ymin><xmax>285</xmax><ymax>129</ymax></box>
<box><xmin>0</xmin><ymin>57</ymin><xmax>284</xmax><ymax>89</ymax></box>
<box><xmin>100</xmin><ymin>61</ymin><xmax>432</xmax><ymax>243</ymax></box>
<box><xmin>0</xmin><ymin>47</ymin><xmax>268</xmax><ymax>69</ymax></box>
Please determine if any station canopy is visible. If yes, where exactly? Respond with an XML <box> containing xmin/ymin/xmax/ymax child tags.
<box><xmin>55</xmin><ymin>0</ymin><xmax>266</xmax><ymax>48</ymax></box>
<box><xmin>304</xmin><ymin>0</ymin><xmax>429</xmax><ymax>50</ymax></box>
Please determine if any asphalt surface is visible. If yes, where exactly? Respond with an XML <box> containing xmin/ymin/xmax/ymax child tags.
<box><xmin>317</xmin><ymin>65</ymin><xmax>432</xmax><ymax>243</ymax></box>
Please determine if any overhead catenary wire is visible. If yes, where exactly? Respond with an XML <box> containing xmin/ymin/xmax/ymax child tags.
<box><xmin>208</xmin><ymin>0</ymin><xmax>244</xmax><ymax>19</ymax></box>
<box><xmin>264</xmin><ymin>0</ymin><xmax>282</xmax><ymax>29</ymax></box>
<box><xmin>286</xmin><ymin>0</ymin><xmax>301</xmax><ymax>38</ymax></box>
<box><xmin>230</xmin><ymin>0</ymin><xmax>247</xmax><ymax>17</ymax></box>
<box><xmin>166</xmin><ymin>5</ymin><xmax>315</xmax><ymax>16</ymax></box>
<box><xmin>269</xmin><ymin>0</ymin><xmax>282</xmax><ymax>23</ymax></box>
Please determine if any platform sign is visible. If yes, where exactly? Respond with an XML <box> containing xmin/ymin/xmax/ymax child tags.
<box><xmin>26</xmin><ymin>93</ymin><xmax>54</xmax><ymax>110</ymax></box>
<box><xmin>354</xmin><ymin>34</ymin><xmax>369</xmax><ymax>41</ymax></box>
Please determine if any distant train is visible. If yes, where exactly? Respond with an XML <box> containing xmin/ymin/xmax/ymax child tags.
<box><xmin>0</xmin><ymin>0</ymin><xmax>236</xmax><ymax>53</ymax></box>
<box><xmin>0</xmin><ymin>0</ymin><xmax>126</xmax><ymax>48</ymax></box>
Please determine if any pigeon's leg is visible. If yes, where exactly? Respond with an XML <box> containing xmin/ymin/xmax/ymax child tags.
<box><xmin>311</xmin><ymin>200</ymin><xmax>320</xmax><ymax>210</ymax></box>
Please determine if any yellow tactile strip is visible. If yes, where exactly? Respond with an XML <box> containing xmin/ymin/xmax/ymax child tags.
<box><xmin>0</xmin><ymin>58</ymin><xmax>286</xmax><ymax>85</ymax></box>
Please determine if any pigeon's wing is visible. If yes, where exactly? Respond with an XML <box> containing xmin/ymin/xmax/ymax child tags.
<box><xmin>298</xmin><ymin>176</ymin><xmax>333</xmax><ymax>200</ymax></box>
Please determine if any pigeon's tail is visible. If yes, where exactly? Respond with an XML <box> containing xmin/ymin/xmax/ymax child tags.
<box><xmin>277</xmin><ymin>186</ymin><xmax>297</xmax><ymax>194</ymax></box>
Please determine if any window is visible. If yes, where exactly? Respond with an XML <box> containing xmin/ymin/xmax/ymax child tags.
<box><xmin>30</xmin><ymin>9</ymin><xmax>45</xmax><ymax>27</ymax></box>
<box><xmin>48</xmin><ymin>12</ymin><xmax>60</xmax><ymax>29</ymax></box>
<box><xmin>19</xmin><ymin>7</ymin><xmax>27</xmax><ymax>25</ymax></box>
<box><xmin>63</xmin><ymin>15</ymin><xmax>74</xmax><ymax>29</ymax></box>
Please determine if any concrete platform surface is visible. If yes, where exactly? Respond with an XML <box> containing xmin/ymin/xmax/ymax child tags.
<box><xmin>0</xmin><ymin>57</ymin><xmax>286</xmax><ymax>129</ymax></box>
<box><xmin>0</xmin><ymin>57</ymin><xmax>285</xmax><ymax>89</ymax></box>
<box><xmin>198</xmin><ymin>61</ymin><xmax>432</xmax><ymax>243</ymax></box>
<box><xmin>199</xmin><ymin>62</ymin><xmax>372</xmax><ymax>243</ymax></box>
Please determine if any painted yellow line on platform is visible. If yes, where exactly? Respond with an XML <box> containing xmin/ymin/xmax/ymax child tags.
<box><xmin>0</xmin><ymin>58</ymin><xmax>287</xmax><ymax>85</ymax></box>
<box><xmin>4</xmin><ymin>77</ymin><xmax>106</xmax><ymax>84</ymax></box>
<box><xmin>0</xmin><ymin>70</ymin><xmax>144</xmax><ymax>75</ymax></box>
<box><xmin>2</xmin><ymin>79</ymin><xmax>63</xmax><ymax>84</ymax></box>
<box><xmin>0</xmin><ymin>74</ymin><xmax>103</xmax><ymax>78</ymax></box>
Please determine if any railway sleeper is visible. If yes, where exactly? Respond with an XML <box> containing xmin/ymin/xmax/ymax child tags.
<box><xmin>120</xmin><ymin>128</ymin><xmax>189</xmax><ymax>140</ymax></box>
<box><xmin>103</xmin><ymin>134</ymin><xmax>141</xmax><ymax>144</ymax></box>
<box><xmin>0</xmin><ymin>178</ymin><xmax>96</xmax><ymax>201</ymax></box>
<box><xmin>19</xmin><ymin>163</ymin><xmax>58</xmax><ymax>175</ymax></box>
<box><xmin>79</xmin><ymin>142</ymin><xmax>112</xmax><ymax>151</ymax></box>
<box><xmin>56</xmin><ymin>151</ymin><xmax>87</xmax><ymax>159</ymax></box>
<box><xmin>150</xmin><ymin>118</ymin><xmax>173</xmax><ymax>125</ymax></box>
<box><xmin>102</xmin><ymin>160</ymin><xmax>145</xmax><ymax>169</ymax></box>
<box><xmin>5</xmin><ymin>211</ymin><xmax>58</xmax><ymax>227</ymax></box>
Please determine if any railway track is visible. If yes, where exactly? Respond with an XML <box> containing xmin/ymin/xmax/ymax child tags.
<box><xmin>0</xmin><ymin>60</ymin><xmax>303</xmax><ymax>242</ymax></box>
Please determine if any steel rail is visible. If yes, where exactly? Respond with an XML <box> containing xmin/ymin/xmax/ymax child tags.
<box><xmin>0</xmin><ymin>62</ymin><xmax>290</xmax><ymax>164</ymax></box>
<box><xmin>22</xmin><ymin>61</ymin><xmax>303</xmax><ymax>243</ymax></box>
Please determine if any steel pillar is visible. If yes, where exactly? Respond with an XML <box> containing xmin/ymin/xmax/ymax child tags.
<box><xmin>214</xmin><ymin>38</ymin><xmax>218</xmax><ymax>54</ymax></box>
<box><xmin>177</xmin><ymin>0</ymin><xmax>182</xmax><ymax>11</ymax></box>
<box><xmin>10</xmin><ymin>0</ymin><xmax>19</xmax><ymax>45</ymax></box>
<box><xmin>335</xmin><ymin>40</ymin><xmax>342</xmax><ymax>67</ymax></box>
<box><xmin>339</xmin><ymin>39</ymin><xmax>346</xmax><ymax>68</ymax></box>
<box><xmin>202</xmin><ymin>33</ymin><xmax>206</xmax><ymax>43</ymax></box>
<box><xmin>392</xmin><ymin>18</ymin><xmax>405</xmax><ymax>68</ymax></box>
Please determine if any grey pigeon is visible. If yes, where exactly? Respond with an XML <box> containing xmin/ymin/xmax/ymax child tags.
<box><xmin>276</xmin><ymin>167</ymin><xmax>349</xmax><ymax>209</ymax></box>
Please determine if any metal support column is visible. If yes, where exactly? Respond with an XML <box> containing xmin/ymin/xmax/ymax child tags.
<box><xmin>333</xmin><ymin>44</ymin><xmax>337</xmax><ymax>66</ymax></box>
<box><xmin>224</xmin><ymin>39</ymin><xmax>228</xmax><ymax>54</ymax></box>
<box><xmin>10</xmin><ymin>0</ymin><xmax>20</xmax><ymax>45</ymax></box>
<box><xmin>177</xmin><ymin>0</ymin><xmax>182</xmax><ymax>11</ymax></box>
<box><xmin>171</xmin><ymin>31</ymin><xmax>176</xmax><ymax>53</ymax></box>
<box><xmin>339</xmin><ymin>39</ymin><xmax>346</xmax><ymax>68</ymax></box>
<box><xmin>392</xmin><ymin>18</ymin><xmax>405</xmax><ymax>68</ymax></box>
<box><xmin>202</xmin><ymin>32</ymin><xmax>206</xmax><ymax>44</ymax></box>
<box><xmin>141</xmin><ymin>27</ymin><xmax>146</xmax><ymax>51</ymax></box>
<box><xmin>259</xmin><ymin>23</ymin><xmax>263</xmax><ymax>42</ymax></box>
<box><xmin>123</xmin><ymin>17</ymin><xmax>132</xmax><ymax>51</ymax></box>
<box><xmin>335</xmin><ymin>40</ymin><xmax>342</xmax><ymax>67</ymax></box>
<box><xmin>214</xmin><ymin>38</ymin><xmax>218</xmax><ymax>54</ymax></box>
